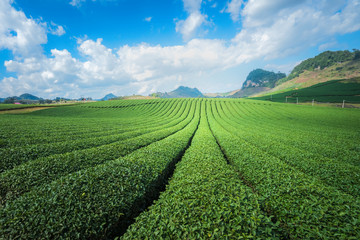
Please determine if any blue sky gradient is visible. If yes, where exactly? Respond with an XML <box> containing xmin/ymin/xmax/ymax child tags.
<box><xmin>1</xmin><ymin>0</ymin><xmax>360</xmax><ymax>98</ymax></box>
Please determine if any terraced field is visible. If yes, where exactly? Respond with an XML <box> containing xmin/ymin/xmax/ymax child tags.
<box><xmin>0</xmin><ymin>98</ymin><xmax>359</xmax><ymax>239</ymax></box>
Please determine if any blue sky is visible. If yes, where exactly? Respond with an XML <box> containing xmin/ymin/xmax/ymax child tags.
<box><xmin>0</xmin><ymin>0</ymin><xmax>360</xmax><ymax>99</ymax></box>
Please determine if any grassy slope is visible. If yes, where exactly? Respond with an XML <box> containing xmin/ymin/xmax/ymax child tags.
<box><xmin>252</xmin><ymin>77</ymin><xmax>360</xmax><ymax>103</ymax></box>
<box><xmin>253</xmin><ymin>59</ymin><xmax>360</xmax><ymax>97</ymax></box>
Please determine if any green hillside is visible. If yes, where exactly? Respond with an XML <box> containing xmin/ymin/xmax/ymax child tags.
<box><xmin>277</xmin><ymin>50</ymin><xmax>360</xmax><ymax>85</ymax></box>
<box><xmin>252</xmin><ymin>77</ymin><xmax>360</xmax><ymax>103</ymax></box>
<box><xmin>254</xmin><ymin>56</ymin><xmax>360</xmax><ymax>98</ymax></box>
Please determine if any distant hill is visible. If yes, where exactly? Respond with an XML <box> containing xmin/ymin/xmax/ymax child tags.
<box><xmin>0</xmin><ymin>98</ymin><xmax>5</xmax><ymax>103</ymax></box>
<box><xmin>254</xmin><ymin>51</ymin><xmax>360</xmax><ymax>98</ymax></box>
<box><xmin>242</xmin><ymin>69</ymin><xmax>286</xmax><ymax>88</ymax></box>
<box><xmin>277</xmin><ymin>50</ymin><xmax>359</xmax><ymax>86</ymax></box>
<box><xmin>111</xmin><ymin>95</ymin><xmax>158</xmax><ymax>100</ymax></box>
<box><xmin>151</xmin><ymin>86</ymin><xmax>204</xmax><ymax>98</ymax></box>
<box><xmin>1</xmin><ymin>93</ymin><xmax>42</xmax><ymax>103</ymax></box>
<box><xmin>19</xmin><ymin>93</ymin><xmax>41</xmax><ymax>100</ymax></box>
<box><xmin>101</xmin><ymin>93</ymin><xmax>117</xmax><ymax>101</ymax></box>
<box><xmin>229</xmin><ymin>69</ymin><xmax>286</xmax><ymax>98</ymax></box>
<box><xmin>204</xmin><ymin>89</ymin><xmax>239</xmax><ymax>98</ymax></box>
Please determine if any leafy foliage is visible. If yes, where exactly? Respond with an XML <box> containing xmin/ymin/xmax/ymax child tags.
<box><xmin>122</xmin><ymin>101</ymin><xmax>281</xmax><ymax>239</ymax></box>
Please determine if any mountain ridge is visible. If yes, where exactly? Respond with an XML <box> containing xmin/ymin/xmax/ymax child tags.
<box><xmin>150</xmin><ymin>86</ymin><xmax>204</xmax><ymax>98</ymax></box>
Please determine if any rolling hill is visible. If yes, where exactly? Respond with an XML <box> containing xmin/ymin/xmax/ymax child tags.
<box><xmin>254</xmin><ymin>50</ymin><xmax>360</xmax><ymax>99</ymax></box>
<box><xmin>101</xmin><ymin>93</ymin><xmax>117</xmax><ymax>101</ymax></box>
<box><xmin>225</xmin><ymin>69</ymin><xmax>286</xmax><ymax>98</ymax></box>
<box><xmin>150</xmin><ymin>86</ymin><xmax>204</xmax><ymax>98</ymax></box>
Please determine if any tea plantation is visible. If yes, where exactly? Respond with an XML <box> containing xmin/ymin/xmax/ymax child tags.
<box><xmin>0</xmin><ymin>98</ymin><xmax>359</xmax><ymax>239</ymax></box>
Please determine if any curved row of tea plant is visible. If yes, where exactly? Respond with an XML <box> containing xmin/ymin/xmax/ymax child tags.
<box><xmin>208</xmin><ymin>99</ymin><xmax>360</xmax><ymax>239</ymax></box>
<box><xmin>217</xmin><ymin>101</ymin><xmax>360</xmax><ymax>197</ymax></box>
<box><xmin>0</xmin><ymin>99</ymin><xmax>187</xmax><ymax>171</ymax></box>
<box><xmin>0</xmin><ymin>100</ymin><xmax>201</xmax><ymax>240</ymax></box>
<box><xmin>0</xmin><ymin>99</ymin><xmax>178</xmax><ymax>148</ymax></box>
<box><xmin>121</xmin><ymin>101</ymin><xmax>280</xmax><ymax>239</ymax></box>
<box><xmin>0</xmin><ymin>100</ymin><xmax>195</xmax><ymax>204</ymax></box>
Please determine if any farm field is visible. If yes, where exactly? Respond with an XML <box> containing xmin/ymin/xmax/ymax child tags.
<box><xmin>0</xmin><ymin>98</ymin><xmax>359</xmax><ymax>239</ymax></box>
<box><xmin>252</xmin><ymin>77</ymin><xmax>360</xmax><ymax>104</ymax></box>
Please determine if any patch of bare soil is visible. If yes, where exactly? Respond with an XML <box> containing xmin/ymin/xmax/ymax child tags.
<box><xmin>0</xmin><ymin>107</ymin><xmax>53</xmax><ymax>114</ymax></box>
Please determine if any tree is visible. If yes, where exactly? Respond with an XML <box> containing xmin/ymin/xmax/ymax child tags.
<box><xmin>353</xmin><ymin>49</ymin><xmax>360</xmax><ymax>60</ymax></box>
<box><xmin>4</xmin><ymin>97</ymin><xmax>16</xmax><ymax>104</ymax></box>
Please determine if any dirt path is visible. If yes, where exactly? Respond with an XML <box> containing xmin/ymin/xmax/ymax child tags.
<box><xmin>0</xmin><ymin>107</ymin><xmax>54</xmax><ymax>114</ymax></box>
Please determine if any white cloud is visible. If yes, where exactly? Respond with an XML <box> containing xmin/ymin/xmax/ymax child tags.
<box><xmin>48</xmin><ymin>22</ymin><xmax>66</xmax><ymax>36</ymax></box>
<box><xmin>242</xmin><ymin>0</ymin><xmax>306</xmax><ymax>28</ymax></box>
<box><xmin>264</xmin><ymin>63</ymin><xmax>298</xmax><ymax>74</ymax></box>
<box><xmin>318</xmin><ymin>41</ymin><xmax>338</xmax><ymax>51</ymax></box>
<box><xmin>1</xmin><ymin>0</ymin><xmax>360</xmax><ymax>98</ymax></box>
<box><xmin>225</xmin><ymin>0</ymin><xmax>243</xmax><ymax>22</ymax></box>
<box><xmin>231</xmin><ymin>0</ymin><xmax>360</xmax><ymax>62</ymax></box>
<box><xmin>176</xmin><ymin>0</ymin><xmax>208</xmax><ymax>41</ymax></box>
<box><xmin>69</xmin><ymin>0</ymin><xmax>86</xmax><ymax>7</ymax></box>
<box><xmin>69</xmin><ymin>0</ymin><xmax>117</xmax><ymax>8</ymax></box>
<box><xmin>183</xmin><ymin>0</ymin><xmax>202</xmax><ymax>12</ymax></box>
<box><xmin>1</xmin><ymin>38</ymin><xmax>232</xmax><ymax>98</ymax></box>
<box><xmin>0</xmin><ymin>0</ymin><xmax>47</xmax><ymax>57</ymax></box>
<box><xmin>144</xmin><ymin>17</ymin><xmax>152</xmax><ymax>22</ymax></box>
<box><xmin>0</xmin><ymin>0</ymin><xmax>65</xmax><ymax>57</ymax></box>
<box><xmin>176</xmin><ymin>12</ymin><xmax>206</xmax><ymax>41</ymax></box>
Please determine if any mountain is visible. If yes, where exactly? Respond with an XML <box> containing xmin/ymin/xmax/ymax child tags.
<box><xmin>151</xmin><ymin>86</ymin><xmax>204</xmax><ymax>98</ymax></box>
<box><xmin>19</xmin><ymin>93</ymin><xmax>41</xmax><ymax>100</ymax></box>
<box><xmin>242</xmin><ymin>69</ymin><xmax>286</xmax><ymax>89</ymax></box>
<box><xmin>1</xmin><ymin>94</ymin><xmax>42</xmax><ymax>104</ymax></box>
<box><xmin>229</xmin><ymin>69</ymin><xmax>286</xmax><ymax>98</ymax></box>
<box><xmin>277</xmin><ymin>50</ymin><xmax>359</xmax><ymax>86</ymax></box>
<box><xmin>203</xmin><ymin>89</ymin><xmax>240</xmax><ymax>98</ymax></box>
<box><xmin>254</xmin><ymin>50</ymin><xmax>360</xmax><ymax>97</ymax></box>
<box><xmin>0</xmin><ymin>98</ymin><xmax>4</xmax><ymax>103</ymax></box>
<box><xmin>101</xmin><ymin>93</ymin><xmax>117</xmax><ymax>101</ymax></box>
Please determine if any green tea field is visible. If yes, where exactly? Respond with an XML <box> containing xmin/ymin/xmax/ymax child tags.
<box><xmin>0</xmin><ymin>98</ymin><xmax>359</xmax><ymax>239</ymax></box>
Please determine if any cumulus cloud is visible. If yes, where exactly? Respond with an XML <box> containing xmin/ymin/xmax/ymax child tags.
<box><xmin>241</xmin><ymin>0</ymin><xmax>306</xmax><ymax>28</ymax></box>
<box><xmin>176</xmin><ymin>0</ymin><xmax>207</xmax><ymax>41</ymax></box>
<box><xmin>0</xmin><ymin>0</ymin><xmax>65</xmax><ymax>57</ymax></box>
<box><xmin>0</xmin><ymin>0</ymin><xmax>47</xmax><ymax>57</ymax></box>
<box><xmin>176</xmin><ymin>12</ymin><xmax>207</xmax><ymax>41</ymax></box>
<box><xmin>1</xmin><ymin>38</ymin><xmax>232</xmax><ymax>98</ymax></box>
<box><xmin>1</xmin><ymin>0</ymin><xmax>360</xmax><ymax>98</ymax></box>
<box><xmin>232</xmin><ymin>0</ymin><xmax>360</xmax><ymax>61</ymax></box>
<box><xmin>48</xmin><ymin>22</ymin><xmax>66</xmax><ymax>36</ymax></box>
<box><xmin>225</xmin><ymin>0</ymin><xmax>243</xmax><ymax>22</ymax></box>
